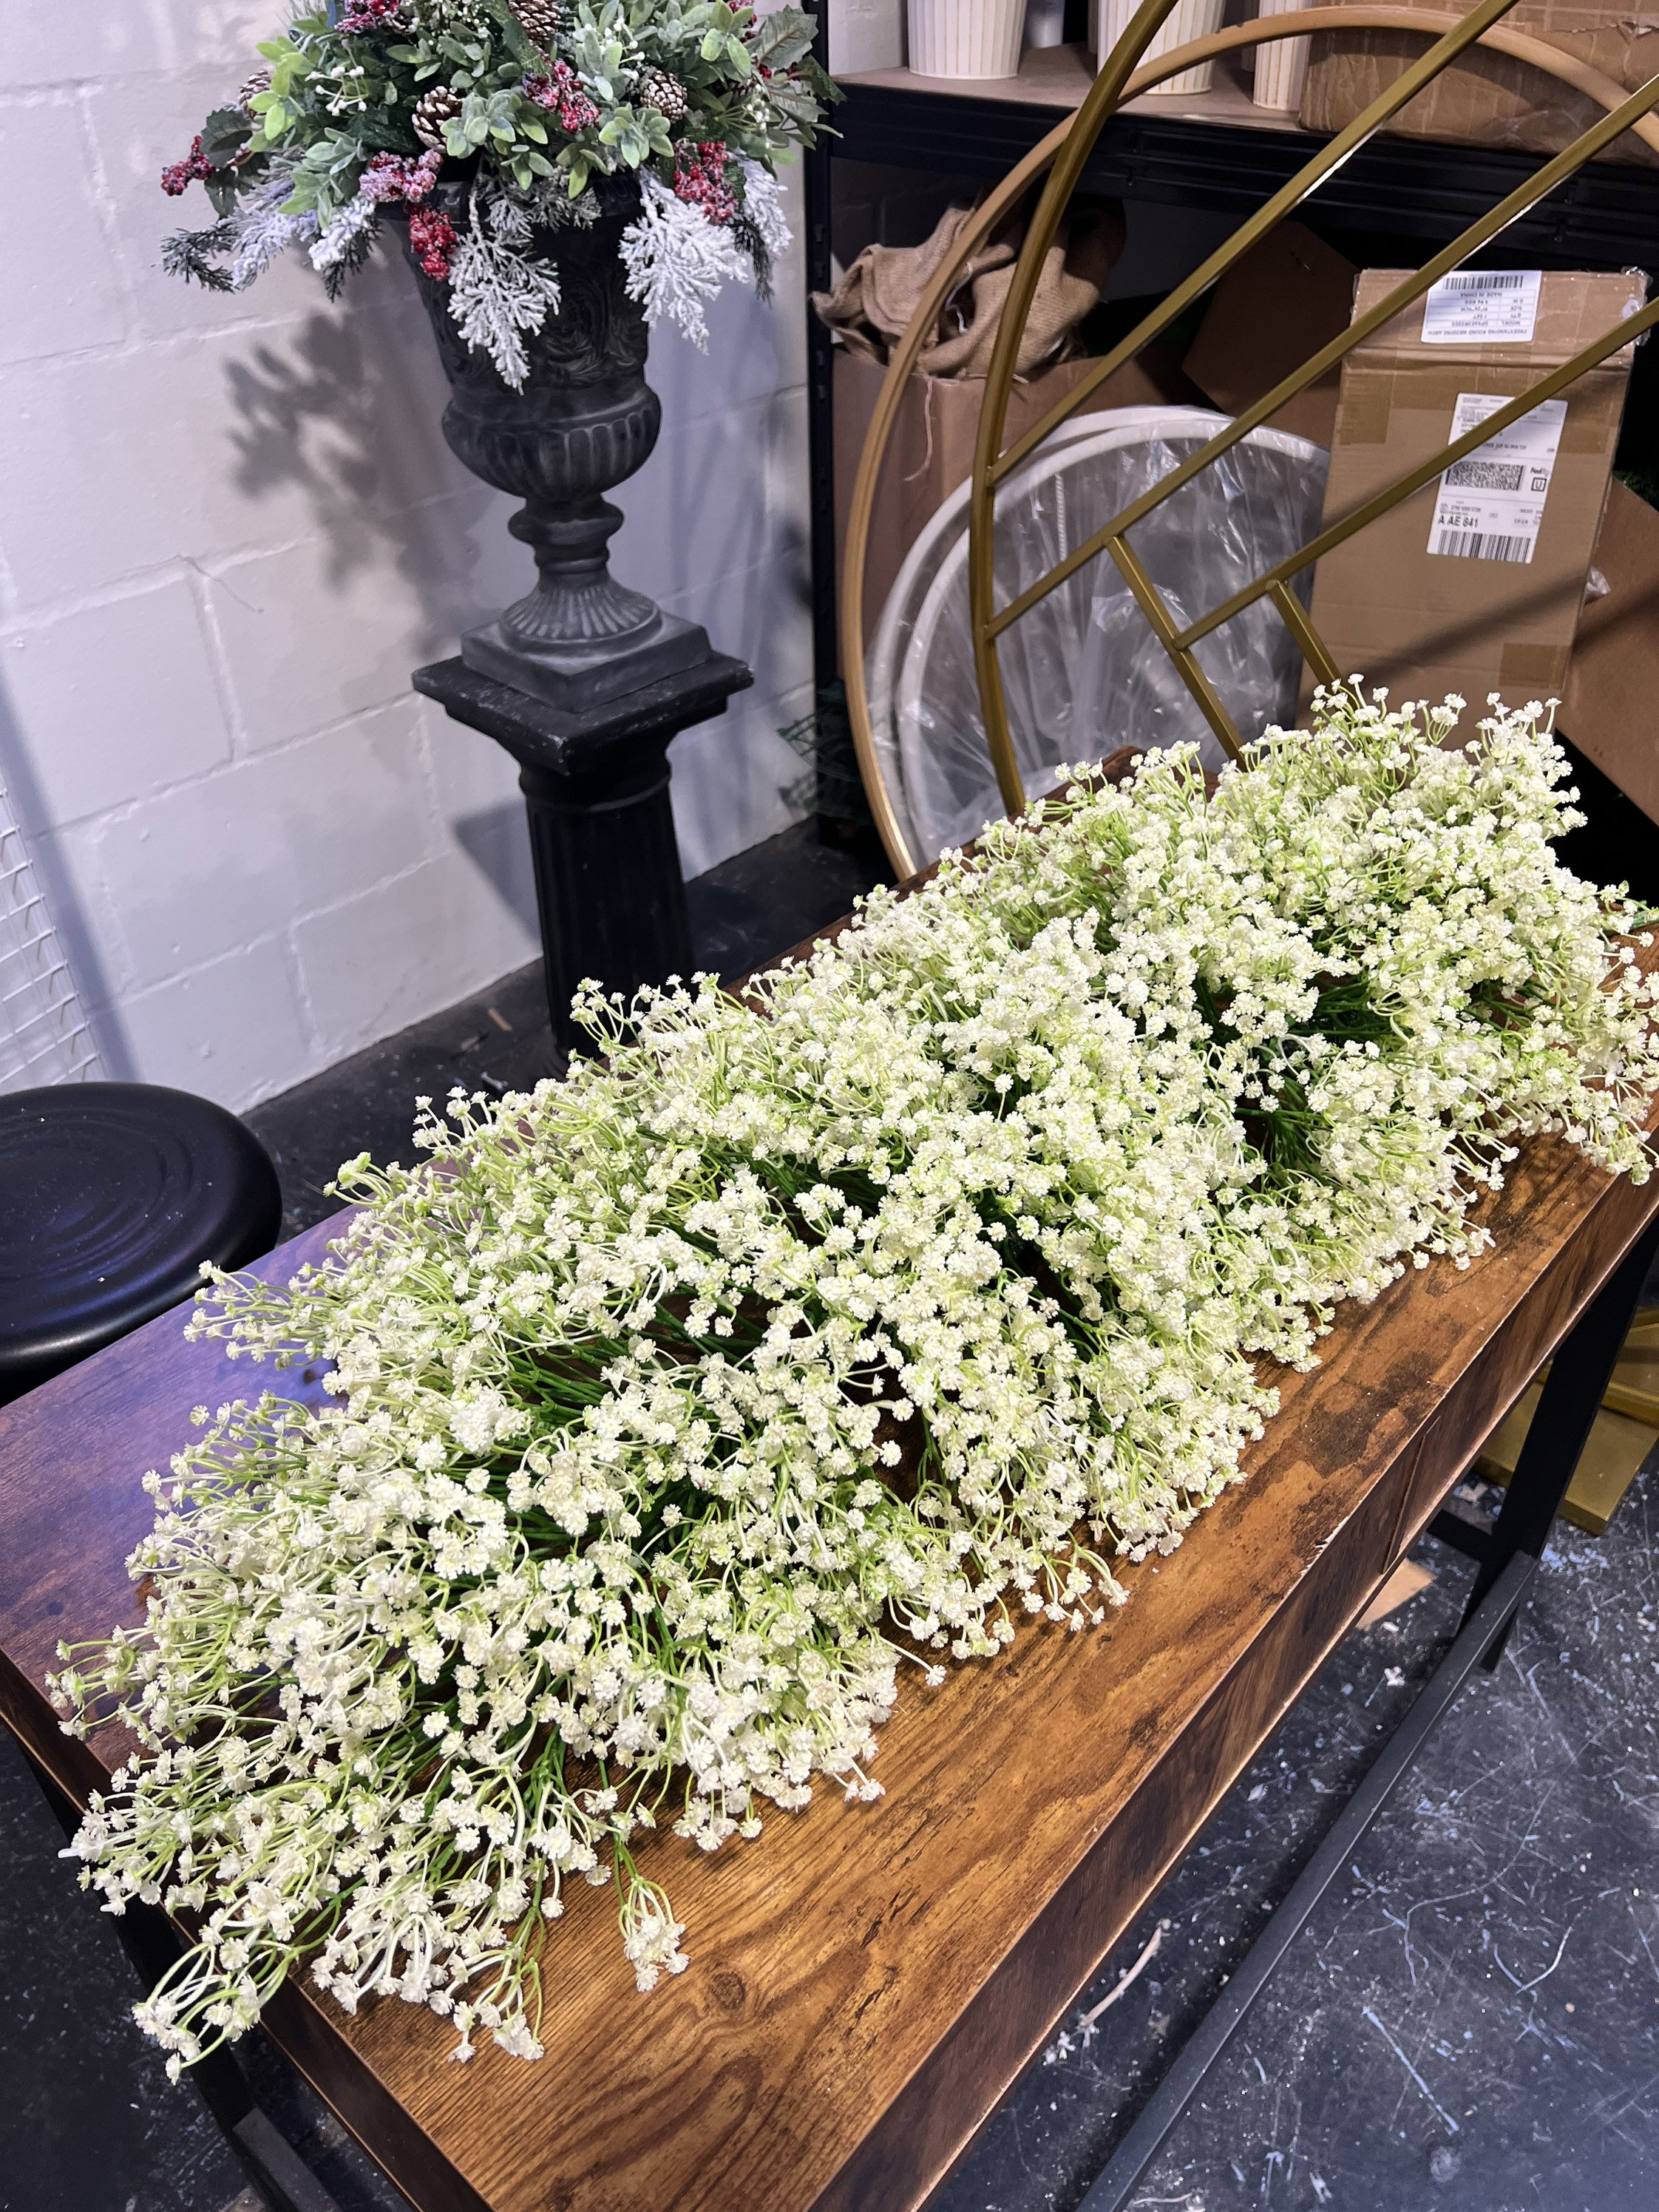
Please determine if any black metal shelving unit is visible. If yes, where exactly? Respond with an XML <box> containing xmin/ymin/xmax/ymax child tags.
<box><xmin>804</xmin><ymin>55</ymin><xmax>1659</xmax><ymax>694</ymax></box>
<box><xmin>830</xmin><ymin>78</ymin><xmax>1659</xmax><ymax>248</ymax></box>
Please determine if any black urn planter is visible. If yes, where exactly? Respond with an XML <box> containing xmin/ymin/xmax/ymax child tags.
<box><xmin>402</xmin><ymin>175</ymin><xmax>753</xmax><ymax>1054</ymax></box>
<box><xmin>402</xmin><ymin>174</ymin><xmax>712</xmax><ymax>711</ymax></box>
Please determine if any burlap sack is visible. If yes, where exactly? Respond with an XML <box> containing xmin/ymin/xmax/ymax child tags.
<box><xmin>811</xmin><ymin>207</ymin><xmax>1009</xmax><ymax>362</ymax></box>
<box><xmin>812</xmin><ymin>201</ymin><xmax>1125</xmax><ymax>377</ymax></box>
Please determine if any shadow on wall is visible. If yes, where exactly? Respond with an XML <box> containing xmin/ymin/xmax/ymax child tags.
<box><xmin>221</xmin><ymin>251</ymin><xmax>520</xmax><ymax>661</ymax></box>
<box><xmin>0</xmin><ymin>675</ymin><xmax>134</xmax><ymax>1082</ymax></box>
<box><xmin>215</xmin><ymin>231</ymin><xmax>812</xmax><ymax>894</ymax></box>
<box><xmin>225</xmin><ymin>315</ymin><xmax>396</xmax><ymax>588</ymax></box>
<box><xmin>452</xmin><ymin>803</ymin><xmax>540</xmax><ymax>939</ymax></box>
<box><xmin>623</xmin><ymin>284</ymin><xmax>801</xmax><ymax>609</ymax></box>
<box><xmin>219</xmin><ymin>252</ymin><xmax>540</xmax><ymax>920</ymax></box>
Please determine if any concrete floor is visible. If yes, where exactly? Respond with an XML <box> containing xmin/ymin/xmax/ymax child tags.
<box><xmin>5</xmin><ymin>813</ymin><xmax>1657</xmax><ymax>2212</ymax></box>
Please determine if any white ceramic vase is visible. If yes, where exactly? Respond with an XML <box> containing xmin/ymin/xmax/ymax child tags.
<box><xmin>1093</xmin><ymin>0</ymin><xmax>1228</xmax><ymax>96</ymax></box>
<box><xmin>1252</xmin><ymin>0</ymin><xmax>1315</xmax><ymax>113</ymax></box>
<box><xmin>908</xmin><ymin>0</ymin><xmax>1028</xmax><ymax>79</ymax></box>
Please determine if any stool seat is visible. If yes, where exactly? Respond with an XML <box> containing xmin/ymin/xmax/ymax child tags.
<box><xmin>0</xmin><ymin>1082</ymin><xmax>282</xmax><ymax>1404</ymax></box>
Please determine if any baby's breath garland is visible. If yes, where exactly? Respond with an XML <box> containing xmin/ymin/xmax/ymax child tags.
<box><xmin>52</xmin><ymin>691</ymin><xmax>1659</xmax><ymax>2076</ymax></box>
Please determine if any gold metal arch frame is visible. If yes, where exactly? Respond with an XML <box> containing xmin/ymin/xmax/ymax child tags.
<box><xmin>840</xmin><ymin>4</ymin><xmax>1659</xmax><ymax>877</ymax></box>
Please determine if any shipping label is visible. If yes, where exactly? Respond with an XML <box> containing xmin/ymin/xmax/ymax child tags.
<box><xmin>1420</xmin><ymin>270</ymin><xmax>1543</xmax><ymax>345</ymax></box>
<box><xmin>1428</xmin><ymin>392</ymin><xmax>1567</xmax><ymax>566</ymax></box>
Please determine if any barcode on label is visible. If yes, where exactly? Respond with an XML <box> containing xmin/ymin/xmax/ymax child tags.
<box><xmin>1433</xmin><ymin>528</ymin><xmax>1536</xmax><ymax>563</ymax></box>
<box><xmin>1443</xmin><ymin>458</ymin><xmax>1524</xmax><ymax>492</ymax></box>
<box><xmin>1438</xmin><ymin>272</ymin><xmax>1530</xmax><ymax>293</ymax></box>
<box><xmin>1421</xmin><ymin>268</ymin><xmax>1542</xmax><ymax>344</ymax></box>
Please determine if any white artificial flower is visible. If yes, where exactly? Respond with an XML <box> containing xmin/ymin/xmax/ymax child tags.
<box><xmin>309</xmin><ymin>189</ymin><xmax>377</xmax><ymax>274</ymax></box>
<box><xmin>620</xmin><ymin>172</ymin><xmax>751</xmax><ymax>350</ymax></box>
<box><xmin>230</xmin><ymin>166</ymin><xmax>318</xmax><ymax>288</ymax></box>
<box><xmin>737</xmin><ymin>158</ymin><xmax>791</xmax><ymax>265</ymax></box>
<box><xmin>447</xmin><ymin>177</ymin><xmax>563</xmax><ymax>390</ymax></box>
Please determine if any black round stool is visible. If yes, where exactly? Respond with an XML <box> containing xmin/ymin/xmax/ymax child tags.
<box><xmin>0</xmin><ymin>1082</ymin><xmax>283</xmax><ymax>1405</ymax></box>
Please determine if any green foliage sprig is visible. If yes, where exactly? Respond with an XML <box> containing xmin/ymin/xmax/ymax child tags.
<box><xmin>163</xmin><ymin>0</ymin><xmax>834</xmax><ymax>276</ymax></box>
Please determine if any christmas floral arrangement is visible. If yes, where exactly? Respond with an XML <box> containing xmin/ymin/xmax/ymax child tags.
<box><xmin>52</xmin><ymin>693</ymin><xmax>1659</xmax><ymax>2074</ymax></box>
<box><xmin>160</xmin><ymin>0</ymin><xmax>836</xmax><ymax>372</ymax></box>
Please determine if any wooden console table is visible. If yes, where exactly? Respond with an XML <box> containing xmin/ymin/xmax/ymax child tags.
<box><xmin>3</xmin><ymin>1059</ymin><xmax>1655</xmax><ymax>2212</ymax></box>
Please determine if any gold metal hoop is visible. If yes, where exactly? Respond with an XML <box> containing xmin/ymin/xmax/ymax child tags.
<box><xmin>840</xmin><ymin>6</ymin><xmax>1659</xmax><ymax>875</ymax></box>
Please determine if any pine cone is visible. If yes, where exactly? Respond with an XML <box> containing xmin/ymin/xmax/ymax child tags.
<box><xmin>636</xmin><ymin>67</ymin><xmax>688</xmax><ymax>121</ymax></box>
<box><xmin>412</xmin><ymin>85</ymin><xmax>464</xmax><ymax>151</ymax></box>
<box><xmin>237</xmin><ymin>69</ymin><xmax>272</xmax><ymax>115</ymax></box>
<box><xmin>513</xmin><ymin>0</ymin><xmax>566</xmax><ymax>47</ymax></box>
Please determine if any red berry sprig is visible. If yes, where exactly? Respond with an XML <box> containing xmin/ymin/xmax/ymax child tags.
<box><xmin>407</xmin><ymin>205</ymin><xmax>459</xmax><ymax>280</ymax></box>
<box><xmin>523</xmin><ymin>63</ymin><xmax>600</xmax><ymax>134</ymax></box>
<box><xmin>336</xmin><ymin>0</ymin><xmax>403</xmax><ymax>28</ymax></box>
<box><xmin>160</xmin><ymin>136</ymin><xmax>212</xmax><ymax>197</ymax></box>
<box><xmin>671</xmin><ymin>142</ymin><xmax>736</xmax><ymax>228</ymax></box>
<box><xmin>362</xmin><ymin>149</ymin><xmax>443</xmax><ymax>206</ymax></box>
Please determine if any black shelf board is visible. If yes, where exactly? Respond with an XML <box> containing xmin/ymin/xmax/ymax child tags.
<box><xmin>829</xmin><ymin>82</ymin><xmax>1659</xmax><ymax>264</ymax></box>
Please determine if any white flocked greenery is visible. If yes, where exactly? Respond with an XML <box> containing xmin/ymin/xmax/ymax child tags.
<box><xmin>50</xmin><ymin>690</ymin><xmax>1659</xmax><ymax>2076</ymax></box>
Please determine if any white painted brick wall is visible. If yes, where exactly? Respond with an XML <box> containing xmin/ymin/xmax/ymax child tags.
<box><xmin>0</xmin><ymin>1</ymin><xmax>815</xmax><ymax>1112</ymax></box>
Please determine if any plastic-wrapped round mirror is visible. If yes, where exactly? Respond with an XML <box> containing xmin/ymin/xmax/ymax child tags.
<box><xmin>866</xmin><ymin>406</ymin><xmax>1329</xmax><ymax>866</ymax></box>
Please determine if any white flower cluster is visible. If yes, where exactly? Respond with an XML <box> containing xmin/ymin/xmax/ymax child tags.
<box><xmin>619</xmin><ymin>166</ymin><xmax>789</xmax><ymax>350</ymax></box>
<box><xmin>619</xmin><ymin>172</ymin><xmax>752</xmax><ymax>349</ymax></box>
<box><xmin>444</xmin><ymin>174</ymin><xmax>577</xmax><ymax>392</ymax></box>
<box><xmin>50</xmin><ymin>692</ymin><xmax>1659</xmax><ymax>2077</ymax></box>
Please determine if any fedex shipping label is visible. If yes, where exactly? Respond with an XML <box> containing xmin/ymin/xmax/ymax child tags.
<box><xmin>1428</xmin><ymin>392</ymin><xmax>1567</xmax><ymax>566</ymax></box>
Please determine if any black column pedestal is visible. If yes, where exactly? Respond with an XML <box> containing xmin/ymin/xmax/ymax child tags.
<box><xmin>413</xmin><ymin>653</ymin><xmax>753</xmax><ymax>1056</ymax></box>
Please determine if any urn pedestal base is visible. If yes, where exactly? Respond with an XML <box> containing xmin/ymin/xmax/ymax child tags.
<box><xmin>461</xmin><ymin>605</ymin><xmax>713</xmax><ymax>713</ymax></box>
<box><xmin>455</xmin><ymin>484</ymin><xmax>716</xmax><ymax>713</ymax></box>
<box><xmin>413</xmin><ymin>653</ymin><xmax>753</xmax><ymax>1056</ymax></box>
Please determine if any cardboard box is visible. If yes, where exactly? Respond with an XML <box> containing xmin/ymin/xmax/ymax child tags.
<box><xmin>1300</xmin><ymin>1</ymin><xmax>1659</xmax><ymax>170</ymax></box>
<box><xmin>834</xmin><ymin>342</ymin><xmax>1199</xmax><ymax>657</ymax></box>
<box><xmin>1181</xmin><ymin>222</ymin><xmax>1356</xmax><ymax>447</ymax></box>
<box><xmin>1303</xmin><ymin>268</ymin><xmax>1645</xmax><ymax>713</ymax></box>
<box><xmin>1559</xmin><ymin>478</ymin><xmax>1659</xmax><ymax>822</ymax></box>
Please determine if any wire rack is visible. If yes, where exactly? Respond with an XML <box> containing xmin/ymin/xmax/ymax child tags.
<box><xmin>0</xmin><ymin>769</ymin><xmax>101</xmax><ymax>1093</ymax></box>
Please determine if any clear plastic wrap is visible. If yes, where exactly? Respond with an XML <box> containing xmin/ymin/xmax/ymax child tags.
<box><xmin>866</xmin><ymin>405</ymin><xmax>1330</xmax><ymax>866</ymax></box>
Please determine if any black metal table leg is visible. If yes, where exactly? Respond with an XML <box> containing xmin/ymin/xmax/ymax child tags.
<box><xmin>1460</xmin><ymin>1209</ymin><xmax>1659</xmax><ymax>1663</ymax></box>
<box><xmin>18</xmin><ymin>1745</ymin><xmax>347</xmax><ymax>2212</ymax></box>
